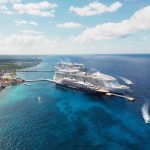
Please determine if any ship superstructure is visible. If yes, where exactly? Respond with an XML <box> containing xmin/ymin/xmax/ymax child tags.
<box><xmin>53</xmin><ymin>61</ymin><xmax>129</xmax><ymax>94</ymax></box>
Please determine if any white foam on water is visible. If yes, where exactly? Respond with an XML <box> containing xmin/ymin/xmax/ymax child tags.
<box><xmin>141</xmin><ymin>103</ymin><xmax>150</xmax><ymax>123</ymax></box>
<box><xmin>118</xmin><ymin>76</ymin><xmax>133</xmax><ymax>85</ymax></box>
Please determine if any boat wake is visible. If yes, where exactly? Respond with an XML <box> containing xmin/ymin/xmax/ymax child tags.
<box><xmin>141</xmin><ymin>103</ymin><xmax>150</xmax><ymax>123</ymax></box>
<box><xmin>118</xmin><ymin>76</ymin><xmax>133</xmax><ymax>85</ymax></box>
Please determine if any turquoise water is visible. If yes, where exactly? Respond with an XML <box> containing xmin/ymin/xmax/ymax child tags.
<box><xmin>0</xmin><ymin>55</ymin><xmax>150</xmax><ymax>150</ymax></box>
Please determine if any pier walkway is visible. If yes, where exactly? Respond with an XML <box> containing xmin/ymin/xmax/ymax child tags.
<box><xmin>17</xmin><ymin>70</ymin><xmax>54</xmax><ymax>72</ymax></box>
<box><xmin>25</xmin><ymin>78</ymin><xmax>56</xmax><ymax>83</ymax></box>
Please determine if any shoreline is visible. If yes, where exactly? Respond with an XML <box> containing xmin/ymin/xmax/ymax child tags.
<box><xmin>0</xmin><ymin>57</ymin><xmax>42</xmax><ymax>93</ymax></box>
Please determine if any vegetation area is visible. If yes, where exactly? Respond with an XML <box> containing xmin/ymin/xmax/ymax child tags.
<box><xmin>0</xmin><ymin>57</ymin><xmax>42</xmax><ymax>71</ymax></box>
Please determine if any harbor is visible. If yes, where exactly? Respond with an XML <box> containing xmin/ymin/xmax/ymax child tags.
<box><xmin>0</xmin><ymin>60</ymin><xmax>135</xmax><ymax>102</ymax></box>
<box><xmin>18</xmin><ymin>61</ymin><xmax>135</xmax><ymax>102</ymax></box>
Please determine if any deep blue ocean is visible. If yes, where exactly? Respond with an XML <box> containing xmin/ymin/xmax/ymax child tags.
<box><xmin>0</xmin><ymin>55</ymin><xmax>150</xmax><ymax>150</ymax></box>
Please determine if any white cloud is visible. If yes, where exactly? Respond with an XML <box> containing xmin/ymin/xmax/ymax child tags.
<box><xmin>0</xmin><ymin>30</ymin><xmax>84</xmax><ymax>54</ymax></box>
<box><xmin>13</xmin><ymin>1</ymin><xmax>58</xmax><ymax>17</ymax></box>
<box><xmin>0</xmin><ymin>31</ymin><xmax>60</xmax><ymax>54</ymax></box>
<box><xmin>70</xmin><ymin>1</ymin><xmax>122</xmax><ymax>16</ymax></box>
<box><xmin>57</xmin><ymin>22</ymin><xmax>82</xmax><ymax>29</ymax></box>
<box><xmin>0</xmin><ymin>5</ymin><xmax>12</xmax><ymax>14</ymax></box>
<box><xmin>0</xmin><ymin>0</ymin><xmax>21</xmax><ymax>4</ymax></box>
<box><xmin>29</xmin><ymin>21</ymin><xmax>38</xmax><ymax>26</ymax></box>
<box><xmin>15</xmin><ymin>19</ymin><xmax>27</xmax><ymax>26</ymax></box>
<box><xmin>15</xmin><ymin>19</ymin><xmax>39</xmax><ymax>26</ymax></box>
<box><xmin>75</xmin><ymin>5</ymin><xmax>150</xmax><ymax>42</ymax></box>
<box><xmin>20</xmin><ymin>30</ymin><xmax>43</xmax><ymax>35</ymax></box>
<box><xmin>0</xmin><ymin>30</ymin><xmax>150</xmax><ymax>54</ymax></box>
<box><xmin>0</xmin><ymin>0</ymin><xmax>21</xmax><ymax>15</ymax></box>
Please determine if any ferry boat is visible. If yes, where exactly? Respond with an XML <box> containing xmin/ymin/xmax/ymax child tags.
<box><xmin>53</xmin><ymin>61</ymin><xmax>130</xmax><ymax>94</ymax></box>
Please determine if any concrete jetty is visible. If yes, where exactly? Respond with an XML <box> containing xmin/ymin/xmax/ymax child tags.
<box><xmin>25</xmin><ymin>78</ymin><xmax>56</xmax><ymax>83</ymax></box>
<box><xmin>106</xmin><ymin>92</ymin><xmax>135</xmax><ymax>102</ymax></box>
<box><xmin>17</xmin><ymin>70</ymin><xmax>54</xmax><ymax>72</ymax></box>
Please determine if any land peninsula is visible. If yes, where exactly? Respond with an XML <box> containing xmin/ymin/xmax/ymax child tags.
<box><xmin>0</xmin><ymin>56</ymin><xmax>42</xmax><ymax>91</ymax></box>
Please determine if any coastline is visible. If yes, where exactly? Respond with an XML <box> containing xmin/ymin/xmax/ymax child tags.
<box><xmin>0</xmin><ymin>57</ymin><xmax>42</xmax><ymax>93</ymax></box>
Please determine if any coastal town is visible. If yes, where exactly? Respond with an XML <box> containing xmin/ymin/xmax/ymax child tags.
<box><xmin>0</xmin><ymin>71</ymin><xmax>24</xmax><ymax>91</ymax></box>
<box><xmin>0</xmin><ymin>57</ymin><xmax>42</xmax><ymax>91</ymax></box>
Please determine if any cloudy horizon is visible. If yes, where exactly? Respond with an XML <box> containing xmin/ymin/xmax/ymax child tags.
<box><xmin>0</xmin><ymin>0</ymin><xmax>150</xmax><ymax>54</ymax></box>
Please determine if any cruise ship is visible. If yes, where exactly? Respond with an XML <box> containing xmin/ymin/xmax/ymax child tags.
<box><xmin>53</xmin><ymin>61</ymin><xmax>130</xmax><ymax>95</ymax></box>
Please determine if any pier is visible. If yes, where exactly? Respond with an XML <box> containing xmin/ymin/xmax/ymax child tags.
<box><xmin>25</xmin><ymin>78</ymin><xmax>56</xmax><ymax>83</ymax></box>
<box><xmin>17</xmin><ymin>70</ymin><xmax>54</xmax><ymax>72</ymax></box>
<box><xmin>106</xmin><ymin>93</ymin><xmax>135</xmax><ymax>102</ymax></box>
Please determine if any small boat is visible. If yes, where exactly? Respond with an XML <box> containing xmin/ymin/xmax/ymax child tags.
<box><xmin>37</xmin><ymin>96</ymin><xmax>42</xmax><ymax>103</ymax></box>
<box><xmin>23</xmin><ymin>83</ymin><xmax>31</xmax><ymax>86</ymax></box>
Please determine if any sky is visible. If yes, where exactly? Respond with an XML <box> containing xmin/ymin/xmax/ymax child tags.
<box><xmin>0</xmin><ymin>0</ymin><xmax>150</xmax><ymax>54</ymax></box>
